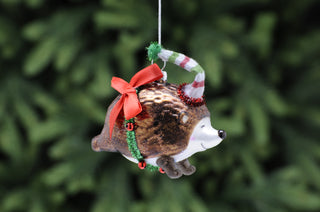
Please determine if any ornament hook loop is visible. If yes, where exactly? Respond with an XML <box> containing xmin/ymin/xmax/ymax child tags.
<box><xmin>150</xmin><ymin>59</ymin><xmax>167</xmax><ymax>81</ymax></box>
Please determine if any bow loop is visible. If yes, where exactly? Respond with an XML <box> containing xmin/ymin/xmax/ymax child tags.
<box><xmin>111</xmin><ymin>77</ymin><xmax>136</xmax><ymax>95</ymax></box>
<box><xmin>109</xmin><ymin>64</ymin><xmax>163</xmax><ymax>138</ymax></box>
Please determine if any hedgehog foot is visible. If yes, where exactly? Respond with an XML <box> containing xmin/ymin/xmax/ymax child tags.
<box><xmin>156</xmin><ymin>156</ymin><xmax>182</xmax><ymax>179</ymax></box>
<box><xmin>177</xmin><ymin>159</ymin><xmax>196</xmax><ymax>175</ymax></box>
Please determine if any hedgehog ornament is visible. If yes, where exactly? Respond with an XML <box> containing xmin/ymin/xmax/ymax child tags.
<box><xmin>91</xmin><ymin>44</ymin><xmax>226</xmax><ymax>179</ymax></box>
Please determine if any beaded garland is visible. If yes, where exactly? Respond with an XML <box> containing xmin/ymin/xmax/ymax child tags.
<box><xmin>125</xmin><ymin>118</ymin><xmax>165</xmax><ymax>173</ymax></box>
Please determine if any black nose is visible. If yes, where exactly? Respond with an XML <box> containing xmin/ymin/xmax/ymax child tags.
<box><xmin>218</xmin><ymin>130</ymin><xmax>226</xmax><ymax>139</ymax></box>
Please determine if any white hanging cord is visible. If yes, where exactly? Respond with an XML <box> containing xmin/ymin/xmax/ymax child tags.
<box><xmin>157</xmin><ymin>0</ymin><xmax>167</xmax><ymax>81</ymax></box>
<box><xmin>158</xmin><ymin>0</ymin><xmax>161</xmax><ymax>45</ymax></box>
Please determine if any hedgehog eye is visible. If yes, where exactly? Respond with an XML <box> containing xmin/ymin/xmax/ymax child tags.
<box><xmin>181</xmin><ymin>114</ymin><xmax>189</xmax><ymax>123</ymax></box>
<box><xmin>201</xmin><ymin>124</ymin><xmax>205</xmax><ymax>128</ymax></box>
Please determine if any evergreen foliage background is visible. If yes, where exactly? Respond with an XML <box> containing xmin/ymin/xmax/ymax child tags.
<box><xmin>0</xmin><ymin>0</ymin><xmax>319</xmax><ymax>211</ymax></box>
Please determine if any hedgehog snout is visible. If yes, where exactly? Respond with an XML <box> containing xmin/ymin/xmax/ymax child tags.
<box><xmin>218</xmin><ymin>130</ymin><xmax>227</xmax><ymax>140</ymax></box>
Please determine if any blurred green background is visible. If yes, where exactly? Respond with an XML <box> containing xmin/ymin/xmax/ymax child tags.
<box><xmin>1</xmin><ymin>0</ymin><xmax>320</xmax><ymax>211</ymax></box>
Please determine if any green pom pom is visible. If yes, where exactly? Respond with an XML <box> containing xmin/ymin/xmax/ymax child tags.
<box><xmin>147</xmin><ymin>42</ymin><xmax>162</xmax><ymax>62</ymax></box>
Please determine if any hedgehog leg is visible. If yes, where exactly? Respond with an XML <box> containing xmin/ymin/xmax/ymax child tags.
<box><xmin>156</xmin><ymin>156</ymin><xmax>182</xmax><ymax>179</ymax></box>
<box><xmin>177</xmin><ymin>159</ymin><xmax>196</xmax><ymax>176</ymax></box>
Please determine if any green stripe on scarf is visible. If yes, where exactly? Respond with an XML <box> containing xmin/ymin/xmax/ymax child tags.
<box><xmin>191</xmin><ymin>64</ymin><xmax>204</xmax><ymax>73</ymax></box>
<box><xmin>168</xmin><ymin>52</ymin><xmax>180</xmax><ymax>64</ymax></box>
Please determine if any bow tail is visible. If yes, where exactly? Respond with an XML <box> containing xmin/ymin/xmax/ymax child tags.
<box><xmin>109</xmin><ymin>96</ymin><xmax>125</xmax><ymax>139</ymax></box>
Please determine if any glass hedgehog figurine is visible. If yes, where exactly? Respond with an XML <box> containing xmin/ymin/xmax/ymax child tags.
<box><xmin>92</xmin><ymin>44</ymin><xmax>226</xmax><ymax>179</ymax></box>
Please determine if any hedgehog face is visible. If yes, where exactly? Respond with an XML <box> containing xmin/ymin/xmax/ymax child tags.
<box><xmin>172</xmin><ymin>117</ymin><xmax>226</xmax><ymax>162</ymax></box>
<box><xmin>190</xmin><ymin>117</ymin><xmax>225</xmax><ymax>150</ymax></box>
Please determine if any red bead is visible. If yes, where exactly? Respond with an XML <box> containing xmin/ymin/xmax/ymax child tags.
<box><xmin>126</xmin><ymin>123</ymin><xmax>134</xmax><ymax>131</ymax></box>
<box><xmin>159</xmin><ymin>168</ymin><xmax>165</xmax><ymax>174</ymax></box>
<box><xmin>138</xmin><ymin>161</ymin><xmax>146</xmax><ymax>169</ymax></box>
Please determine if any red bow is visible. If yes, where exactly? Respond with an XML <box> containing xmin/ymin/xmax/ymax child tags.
<box><xmin>109</xmin><ymin>64</ymin><xmax>163</xmax><ymax>138</ymax></box>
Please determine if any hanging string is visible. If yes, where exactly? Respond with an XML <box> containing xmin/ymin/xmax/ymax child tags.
<box><xmin>158</xmin><ymin>0</ymin><xmax>161</xmax><ymax>45</ymax></box>
<box><xmin>148</xmin><ymin>0</ymin><xmax>167</xmax><ymax>79</ymax></box>
<box><xmin>158</xmin><ymin>0</ymin><xmax>167</xmax><ymax>73</ymax></box>
<box><xmin>157</xmin><ymin>0</ymin><xmax>167</xmax><ymax>79</ymax></box>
